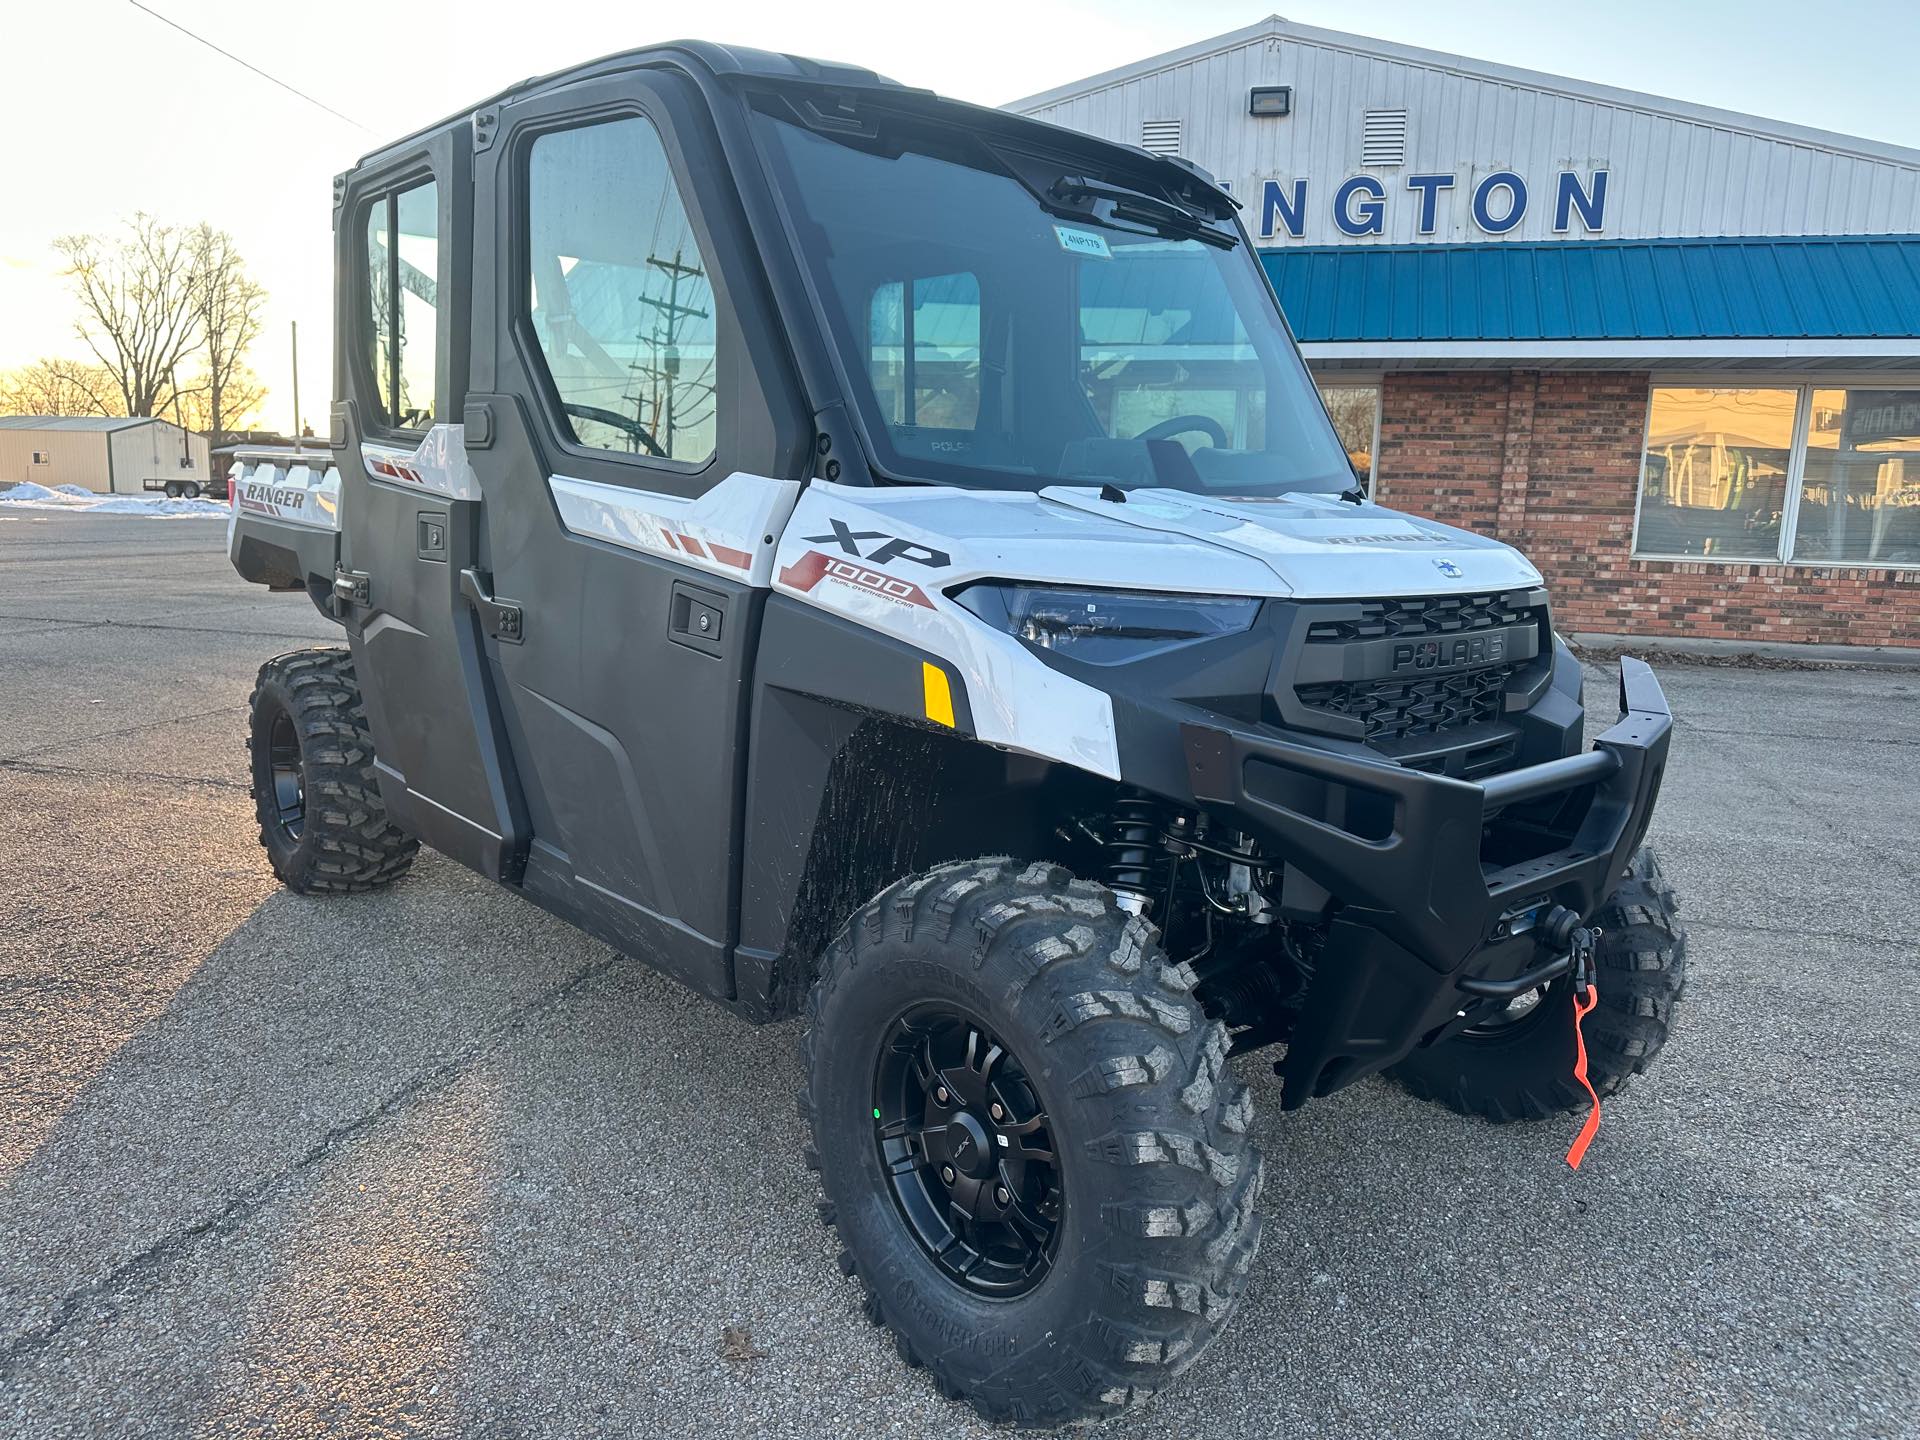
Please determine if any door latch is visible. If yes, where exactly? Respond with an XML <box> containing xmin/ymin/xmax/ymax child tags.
<box><xmin>668</xmin><ymin>579</ymin><xmax>727</xmax><ymax>657</ymax></box>
<box><xmin>333</xmin><ymin>566</ymin><xmax>372</xmax><ymax>609</ymax></box>
<box><xmin>460</xmin><ymin>567</ymin><xmax>524</xmax><ymax>644</ymax></box>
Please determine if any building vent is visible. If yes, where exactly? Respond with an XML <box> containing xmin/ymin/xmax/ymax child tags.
<box><xmin>1361</xmin><ymin>109</ymin><xmax>1407</xmax><ymax>166</ymax></box>
<box><xmin>1140</xmin><ymin>119</ymin><xmax>1183</xmax><ymax>156</ymax></box>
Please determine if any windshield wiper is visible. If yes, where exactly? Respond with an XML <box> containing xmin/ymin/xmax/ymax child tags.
<box><xmin>1049</xmin><ymin>176</ymin><xmax>1237</xmax><ymax>249</ymax></box>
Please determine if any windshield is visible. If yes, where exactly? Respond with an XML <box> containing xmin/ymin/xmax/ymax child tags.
<box><xmin>753</xmin><ymin>100</ymin><xmax>1354</xmax><ymax>497</ymax></box>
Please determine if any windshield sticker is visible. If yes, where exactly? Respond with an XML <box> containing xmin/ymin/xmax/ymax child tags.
<box><xmin>1053</xmin><ymin>226</ymin><xmax>1112</xmax><ymax>260</ymax></box>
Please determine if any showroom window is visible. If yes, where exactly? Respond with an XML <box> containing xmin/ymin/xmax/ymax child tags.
<box><xmin>1635</xmin><ymin>384</ymin><xmax>1920</xmax><ymax>567</ymax></box>
<box><xmin>1316</xmin><ymin>381</ymin><xmax>1380</xmax><ymax>492</ymax></box>
<box><xmin>1795</xmin><ymin>389</ymin><xmax>1920</xmax><ymax>565</ymax></box>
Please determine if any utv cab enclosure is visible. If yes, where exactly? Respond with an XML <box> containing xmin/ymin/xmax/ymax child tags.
<box><xmin>229</xmin><ymin>40</ymin><xmax>1685</xmax><ymax>1428</ymax></box>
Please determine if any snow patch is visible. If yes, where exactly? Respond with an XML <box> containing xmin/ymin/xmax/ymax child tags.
<box><xmin>0</xmin><ymin>482</ymin><xmax>226</xmax><ymax>518</ymax></box>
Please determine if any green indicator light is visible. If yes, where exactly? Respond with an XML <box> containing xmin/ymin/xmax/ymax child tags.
<box><xmin>873</xmin><ymin>1108</ymin><xmax>882</xmax><ymax>1119</ymax></box>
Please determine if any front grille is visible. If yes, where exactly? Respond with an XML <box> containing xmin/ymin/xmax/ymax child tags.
<box><xmin>1305</xmin><ymin>591</ymin><xmax>1539</xmax><ymax>644</ymax></box>
<box><xmin>1297</xmin><ymin>665</ymin><xmax>1515</xmax><ymax>740</ymax></box>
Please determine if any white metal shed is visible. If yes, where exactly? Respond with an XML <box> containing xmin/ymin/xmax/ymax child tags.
<box><xmin>0</xmin><ymin>416</ymin><xmax>211</xmax><ymax>495</ymax></box>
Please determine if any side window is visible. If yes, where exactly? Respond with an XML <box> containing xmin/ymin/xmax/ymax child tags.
<box><xmin>526</xmin><ymin>117</ymin><xmax>717</xmax><ymax>465</ymax></box>
<box><xmin>1315</xmin><ymin>381</ymin><xmax>1380</xmax><ymax>492</ymax></box>
<box><xmin>867</xmin><ymin>273</ymin><xmax>981</xmax><ymax>431</ymax></box>
<box><xmin>364</xmin><ymin>179</ymin><xmax>440</xmax><ymax>430</ymax></box>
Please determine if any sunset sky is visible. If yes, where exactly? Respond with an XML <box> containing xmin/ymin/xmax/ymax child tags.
<box><xmin>4</xmin><ymin>0</ymin><xmax>1917</xmax><ymax>432</ymax></box>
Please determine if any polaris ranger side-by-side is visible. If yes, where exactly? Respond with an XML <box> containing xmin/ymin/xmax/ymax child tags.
<box><xmin>228</xmin><ymin>42</ymin><xmax>1685</xmax><ymax>1428</ymax></box>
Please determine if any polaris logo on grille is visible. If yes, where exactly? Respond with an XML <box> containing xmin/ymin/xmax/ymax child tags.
<box><xmin>1393</xmin><ymin>633</ymin><xmax>1507</xmax><ymax>672</ymax></box>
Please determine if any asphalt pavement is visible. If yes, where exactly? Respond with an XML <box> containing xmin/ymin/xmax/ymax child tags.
<box><xmin>1</xmin><ymin>508</ymin><xmax>1915</xmax><ymax>1439</ymax></box>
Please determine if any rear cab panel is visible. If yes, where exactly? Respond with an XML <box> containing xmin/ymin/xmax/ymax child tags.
<box><xmin>227</xmin><ymin>446</ymin><xmax>344</xmax><ymax>607</ymax></box>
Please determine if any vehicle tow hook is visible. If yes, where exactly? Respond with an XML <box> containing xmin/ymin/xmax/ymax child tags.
<box><xmin>1568</xmin><ymin>923</ymin><xmax>1599</xmax><ymax>997</ymax></box>
<box><xmin>1565</xmin><ymin>923</ymin><xmax>1603</xmax><ymax>1171</ymax></box>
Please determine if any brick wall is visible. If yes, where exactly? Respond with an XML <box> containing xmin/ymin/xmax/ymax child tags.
<box><xmin>1373</xmin><ymin>369</ymin><xmax>1920</xmax><ymax>648</ymax></box>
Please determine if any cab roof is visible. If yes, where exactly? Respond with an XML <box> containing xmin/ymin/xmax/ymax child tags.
<box><xmin>354</xmin><ymin>41</ymin><xmax>923</xmax><ymax>169</ymax></box>
<box><xmin>348</xmin><ymin>39</ymin><xmax>1228</xmax><ymax>205</ymax></box>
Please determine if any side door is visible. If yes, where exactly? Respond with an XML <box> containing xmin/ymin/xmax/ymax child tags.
<box><xmin>332</xmin><ymin>134</ymin><xmax>523</xmax><ymax>881</ymax></box>
<box><xmin>463</xmin><ymin>70</ymin><xmax>812</xmax><ymax>999</ymax></box>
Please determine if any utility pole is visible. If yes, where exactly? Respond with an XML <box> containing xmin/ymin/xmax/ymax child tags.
<box><xmin>626</xmin><ymin>248</ymin><xmax>710</xmax><ymax>456</ymax></box>
<box><xmin>290</xmin><ymin>320</ymin><xmax>302</xmax><ymax>441</ymax></box>
<box><xmin>169</xmin><ymin>366</ymin><xmax>192</xmax><ymax>470</ymax></box>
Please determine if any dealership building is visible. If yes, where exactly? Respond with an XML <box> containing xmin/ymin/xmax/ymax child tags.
<box><xmin>1009</xmin><ymin>17</ymin><xmax>1920</xmax><ymax>650</ymax></box>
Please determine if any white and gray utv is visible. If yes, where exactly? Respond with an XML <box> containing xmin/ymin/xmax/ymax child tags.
<box><xmin>227</xmin><ymin>41</ymin><xmax>1684</xmax><ymax>1428</ymax></box>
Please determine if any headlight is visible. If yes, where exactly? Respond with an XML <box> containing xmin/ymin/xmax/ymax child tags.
<box><xmin>953</xmin><ymin>583</ymin><xmax>1261</xmax><ymax>664</ymax></box>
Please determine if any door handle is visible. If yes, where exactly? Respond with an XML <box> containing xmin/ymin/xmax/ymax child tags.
<box><xmin>668</xmin><ymin>579</ymin><xmax>727</xmax><ymax>656</ymax></box>
<box><xmin>460</xmin><ymin>567</ymin><xmax>525</xmax><ymax>644</ymax></box>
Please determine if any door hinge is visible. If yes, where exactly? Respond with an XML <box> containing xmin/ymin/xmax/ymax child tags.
<box><xmin>460</xmin><ymin>567</ymin><xmax>524</xmax><ymax>644</ymax></box>
<box><xmin>333</xmin><ymin>566</ymin><xmax>372</xmax><ymax>609</ymax></box>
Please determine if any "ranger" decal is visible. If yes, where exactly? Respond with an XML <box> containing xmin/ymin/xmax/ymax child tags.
<box><xmin>240</xmin><ymin>482</ymin><xmax>307</xmax><ymax>510</ymax></box>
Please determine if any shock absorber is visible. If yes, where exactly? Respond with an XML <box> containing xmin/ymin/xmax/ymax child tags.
<box><xmin>1104</xmin><ymin>793</ymin><xmax>1164</xmax><ymax>914</ymax></box>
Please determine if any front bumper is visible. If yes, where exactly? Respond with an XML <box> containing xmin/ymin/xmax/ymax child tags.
<box><xmin>1180</xmin><ymin>657</ymin><xmax>1672</xmax><ymax>1108</ymax></box>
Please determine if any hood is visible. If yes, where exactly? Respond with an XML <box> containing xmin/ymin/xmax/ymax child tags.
<box><xmin>787</xmin><ymin>480</ymin><xmax>1543</xmax><ymax>603</ymax></box>
<box><xmin>1037</xmin><ymin>486</ymin><xmax>1543</xmax><ymax>599</ymax></box>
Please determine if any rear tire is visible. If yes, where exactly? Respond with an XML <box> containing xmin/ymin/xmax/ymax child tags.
<box><xmin>247</xmin><ymin>648</ymin><xmax>417</xmax><ymax>894</ymax></box>
<box><xmin>182</xmin><ymin>481</ymin><xmax>200</xmax><ymax>500</ymax></box>
<box><xmin>802</xmin><ymin>858</ymin><xmax>1263</xmax><ymax>1428</ymax></box>
<box><xmin>1388</xmin><ymin>847</ymin><xmax>1685</xmax><ymax>1121</ymax></box>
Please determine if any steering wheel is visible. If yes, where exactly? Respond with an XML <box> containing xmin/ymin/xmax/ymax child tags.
<box><xmin>1136</xmin><ymin>414</ymin><xmax>1229</xmax><ymax>448</ymax></box>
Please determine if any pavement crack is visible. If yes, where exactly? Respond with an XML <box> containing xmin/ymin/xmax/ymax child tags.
<box><xmin>0</xmin><ymin>617</ymin><xmax>111</xmax><ymax>632</ymax></box>
<box><xmin>1</xmin><ymin>705</ymin><xmax>241</xmax><ymax>764</ymax></box>
<box><xmin>0</xmin><ymin>949</ymin><xmax>623</xmax><ymax>1377</ymax></box>
<box><xmin>0</xmin><ymin>758</ymin><xmax>249</xmax><ymax>793</ymax></box>
<box><xmin>1686</xmin><ymin>917</ymin><xmax>1912</xmax><ymax>951</ymax></box>
<box><xmin>1676</xmin><ymin>721</ymin><xmax>1920</xmax><ymax>749</ymax></box>
<box><xmin>0</xmin><ymin>613</ymin><xmax>325</xmax><ymax>641</ymax></box>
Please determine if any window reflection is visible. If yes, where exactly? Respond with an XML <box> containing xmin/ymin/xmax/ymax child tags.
<box><xmin>527</xmin><ymin>118</ymin><xmax>717</xmax><ymax>464</ymax></box>
<box><xmin>1637</xmin><ymin>387</ymin><xmax>1794</xmax><ymax>559</ymax></box>
<box><xmin>869</xmin><ymin>273</ymin><xmax>980</xmax><ymax>430</ymax></box>
<box><xmin>1794</xmin><ymin>389</ymin><xmax>1920</xmax><ymax>566</ymax></box>
<box><xmin>1316</xmin><ymin>382</ymin><xmax>1379</xmax><ymax>492</ymax></box>
<box><xmin>364</xmin><ymin>180</ymin><xmax>439</xmax><ymax>430</ymax></box>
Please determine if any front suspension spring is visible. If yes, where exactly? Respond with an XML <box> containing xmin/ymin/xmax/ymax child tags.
<box><xmin>1104</xmin><ymin>794</ymin><xmax>1164</xmax><ymax>906</ymax></box>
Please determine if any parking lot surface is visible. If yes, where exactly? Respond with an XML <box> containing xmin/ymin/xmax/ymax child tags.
<box><xmin>2</xmin><ymin>509</ymin><xmax>1916</xmax><ymax>1439</ymax></box>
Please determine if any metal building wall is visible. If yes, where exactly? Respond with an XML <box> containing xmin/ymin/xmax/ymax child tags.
<box><xmin>1010</xmin><ymin>22</ymin><xmax>1920</xmax><ymax>246</ymax></box>
<box><xmin>0</xmin><ymin>429</ymin><xmax>112</xmax><ymax>491</ymax></box>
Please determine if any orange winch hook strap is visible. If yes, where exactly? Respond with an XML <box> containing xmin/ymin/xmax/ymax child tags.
<box><xmin>1565</xmin><ymin>981</ymin><xmax>1601</xmax><ymax>1170</ymax></box>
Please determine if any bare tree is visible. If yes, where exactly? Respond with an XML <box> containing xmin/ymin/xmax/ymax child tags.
<box><xmin>173</xmin><ymin>362</ymin><xmax>266</xmax><ymax>434</ymax></box>
<box><xmin>54</xmin><ymin>214</ymin><xmax>205</xmax><ymax>419</ymax></box>
<box><xmin>0</xmin><ymin>358</ymin><xmax>128</xmax><ymax>417</ymax></box>
<box><xmin>1320</xmin><ymin>386</ymin><xmax>1380</xmax><ymax>480</ymax></box>
<box><xmin>185</xmin><ymin>224</ymin><xmax>269</xmax><ymax>447</ymax></box>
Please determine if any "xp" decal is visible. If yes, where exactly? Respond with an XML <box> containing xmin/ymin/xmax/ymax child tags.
<box><xmin>803</xmin><ymin>518</ymin><xmax>951</xmax><ymax>569</ymax></box>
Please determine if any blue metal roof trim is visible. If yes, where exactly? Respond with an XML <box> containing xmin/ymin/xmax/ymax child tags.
<box><xmin>1259</xmin><ymin>235</ymin><xmax>1920</xmax><ymax>343</ymax></box>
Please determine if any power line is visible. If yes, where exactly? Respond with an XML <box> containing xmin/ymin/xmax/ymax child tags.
<box><xmin>125</xmin><ymin>0</ymin><xmax>377</xmax><ymax>135</ymax></box>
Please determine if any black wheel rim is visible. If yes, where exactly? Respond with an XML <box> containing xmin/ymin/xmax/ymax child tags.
<box><xmin>872</xmin><ymin>1005</ymin><xmax>1062</xmax><ymax>1298</ymax></box>
<box><xmin>267</xmin><ymin>711</ymin><xmax>305</xmax><ymax>841</ymax></box>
